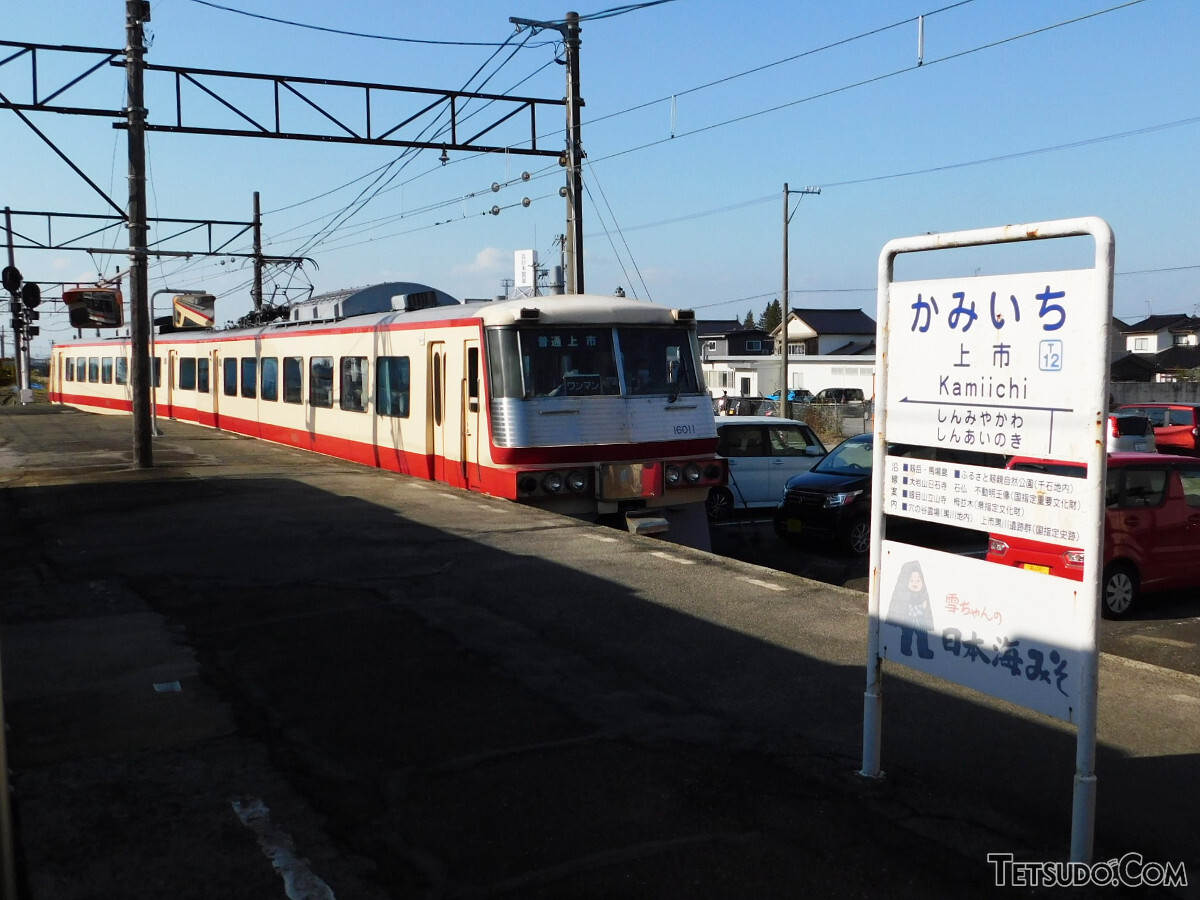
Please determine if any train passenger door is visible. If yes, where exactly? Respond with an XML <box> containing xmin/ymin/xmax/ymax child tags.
<box><xmin>428</xmin><ymin>342</ymin><xmax>447</xmax><ymax>482</ymax></box>
<box><xmin>166</xmin><ymin>349</ymin><xmax>177</xmax><ymax>419</ymax></box>
<box><xmin>212</xmin><ymin>349</ymin><xmax>221</xmax><ymax>428</ymax></box>
<box><xmin>461</xmin><ymin>341</ymin><xmax>482</xmax><ymax>487</ymax></box>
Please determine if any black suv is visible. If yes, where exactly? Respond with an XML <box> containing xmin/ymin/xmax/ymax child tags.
<box><xmin>812</xmin><ymin>387</ymin><xmax>865</xmax><ymax>404</ymax></box>
<box><xmin>773</xmin><ymin>433</ymin><xmax>1005</xmax><ymax>555</ymax></box>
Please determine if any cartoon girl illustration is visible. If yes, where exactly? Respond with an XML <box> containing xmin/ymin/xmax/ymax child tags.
<box><xmin>887</xmin><ymin>560</ymin><xmax>935</xmax><ymax>660</ymax></box>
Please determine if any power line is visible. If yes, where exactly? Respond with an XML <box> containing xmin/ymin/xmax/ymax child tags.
<box><xmin>183</xmin><ymin>0</ymin><xmax>551</xmax><ymax>47</ymax></box>
<box><xmin>283</xmin><ymin>0</ymin><xmax>1156</xmax><ymax>262</ymax></box>
<box><xmin>585</xmin><ymin>0</ymin><xmax>979</xmax><ymax>128</ymax></box>
<box><xmin>149</xmin><ymin>0</ymin><xmax>1171</xmax><ymax>304</ymax></box>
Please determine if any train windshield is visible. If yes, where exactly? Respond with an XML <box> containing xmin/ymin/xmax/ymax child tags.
<box><xmin>486</xmin><ymin>325</ymin><xmax>703</xmax><ymax>399</ymax></box>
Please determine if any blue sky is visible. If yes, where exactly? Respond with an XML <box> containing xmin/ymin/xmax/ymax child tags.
<box><xmin>4</xmin><ymin>0</ymin><xmax>1198</xmax><ymax>356</ymax></box>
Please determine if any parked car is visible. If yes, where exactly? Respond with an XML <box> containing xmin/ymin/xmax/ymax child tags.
<box><xmin>716</xmin><ymin>395</ymin><xmax>779</xmax><ymax>417</ymax></box>
<box><xmin>1116</xmin><ymin>403</ymin><xmax>1200</xmax><ymax>456</ymax></box>
<box><xmin>765</xmin><ymin>389</ymin><xmax>815</xmax><ymax>404</ymax></box>
<box><xmin>812</xmin><ymin>387</ymin><xmax>865</xmax><ymax>404</ymax></box>
<box><xmin>985</xmin><ymin>452</ymin><xmax>1200</xmax><ymax>618</ymax></box>
<box><xmin>708</xmin><ymin>416</ymin><xmax>826</xmax><ymax>520</ymax></box>
<box><xmin>1107</xmin><ymin>413</ymin><xmax>1156</xmax><ymax>453</ymax></box>
<box><xmin>772</xmin><ymin>433</ymin><xmax>1005</xmax><ymax>554</ymax></box>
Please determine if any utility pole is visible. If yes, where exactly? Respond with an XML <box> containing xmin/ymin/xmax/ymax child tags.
<box><xmin>780</xmin><ymin>183</ymin><xmax>820</xmax><ymax>420</ymax></box>
<box><xmin>511</xmin><ymin>11</ymin><xmax>585</xmax><ymax>294</ymax></box>
<box><xmin>252</xmin><ymin>191</ymin><xmax>263</xmax><ymax>311</ymax></box>
<box><xmin>126</xmin><ymin>0</ymin><xmax>152</xmax><ymax>467</ymax></box>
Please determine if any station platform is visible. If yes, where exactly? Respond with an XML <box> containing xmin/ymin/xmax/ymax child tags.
<box><xmin>1</xmin><ymin>405</ymin><xmax>1197</xmax><ymax>898</ymax></box>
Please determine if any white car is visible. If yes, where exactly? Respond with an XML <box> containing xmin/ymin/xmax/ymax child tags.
<box><xmin>1107</xmin><ymin>414</ymin><xmax>1157</xmax><ymax>453</ymax></box>
<box><xmin>707</xmin><ymin>416</ymin><xmax>827</xmax><ymax>520</ymax></box>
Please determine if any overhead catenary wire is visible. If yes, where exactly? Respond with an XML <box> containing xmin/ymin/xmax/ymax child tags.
<box><xmin>284</xmin><ymin>0</ymin><xmax>1158</xmax><ymax>268</ymax></box>
<box><xmin>148</xmin><ymin>0</ymin><xmax>1175</xmax><ymax>311</ymax></box>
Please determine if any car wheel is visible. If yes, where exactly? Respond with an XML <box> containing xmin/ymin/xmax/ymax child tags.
<box><xmin>706</xmin><ymin>487</ymin><xmax>734</xmax><ymax>521</ymax></box>
<box><xmin>845</xmin><ymin>517</ymin><xmax>871</xmax><ymax>556</ymax></box>
<box><xmin>1101</xmin><ymin>563</ymin><xmax>1139</xmax><ymax>619</ymax></box>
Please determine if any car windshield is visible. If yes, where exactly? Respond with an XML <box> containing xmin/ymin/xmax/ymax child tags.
<box><xmin>1121</xmin><ymin>406</ymin><xmax>1167</xmax><ymax>427</ymax></box>
<box><xmin>814</xmin><ymin>437</ymin><xmax>873</xmax><ymax>474</ymax></box>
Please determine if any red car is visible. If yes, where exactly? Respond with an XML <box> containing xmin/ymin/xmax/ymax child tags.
<box><xmin>1116</xmin><ymin>403</ymin><xmax>1200</xmax><ymax>456</ymax></box>
<box><xmin>985</xmin><ymin>452</ymin><xmax>1200</xmax><ymax>618</ymax></box>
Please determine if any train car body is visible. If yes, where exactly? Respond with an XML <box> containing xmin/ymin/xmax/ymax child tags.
<box><xmin>49</xmin><ymin>283</ymin><xmax>724</xmax><ymax>544</ymax></box>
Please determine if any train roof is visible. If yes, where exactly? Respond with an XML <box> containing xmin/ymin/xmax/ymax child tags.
<box><xmin>287</xmin><ymin>281</ymin><xmax>459</xmax><ymax>321</ymax></box>
<box><xmin>51</xmin><ymin>287</ymin><xmax>697</xmax><ymax>349</ymax></box>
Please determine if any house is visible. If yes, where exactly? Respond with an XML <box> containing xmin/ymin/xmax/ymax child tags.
<box><xmin>771</xmin><ymin>308</ymin><xmax>877</xmax><ymax>357</ymax></box>
<box><xmin>1112</xmin><ymin>314</ymin><xmax>1200</xmax><ymax>382</ymax></box>
<box><xmin>700</xmin><ymin>308</ymin><xmax>877</xmax><ymax>401</ymax></box>
<box><xmin>696</xmin><ymin>320</ymin><xmax>775</xmax><ymax>357</ymax></box>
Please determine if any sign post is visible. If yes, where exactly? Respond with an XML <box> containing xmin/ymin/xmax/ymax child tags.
<box><xmin>862</xmin><ymin>218</ymin><xmax>1114</xmax><ymax>863</ymax></box>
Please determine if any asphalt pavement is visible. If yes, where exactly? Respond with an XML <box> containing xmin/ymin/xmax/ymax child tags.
<box><xmin>1</xmin><ymin>404</ymin><xmax>1198</xmax><ymax>899</ymax></box>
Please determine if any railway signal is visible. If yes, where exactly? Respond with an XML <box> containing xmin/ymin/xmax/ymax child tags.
<box><xmin>2</xmin><ymin>260</ymin><xmax>39</xmax><ymax>402</ymax></box>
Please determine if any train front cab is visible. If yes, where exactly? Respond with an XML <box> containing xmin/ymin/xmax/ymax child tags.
<box><xmin>474</xmin><ymin>302</ymin><xmax>725</xmax><ymax>542</ymax></box>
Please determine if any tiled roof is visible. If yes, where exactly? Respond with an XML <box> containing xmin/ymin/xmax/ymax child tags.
<box><xmin>1122</xmin><ymin>314</ymin><xmax>1195</xmax><ymax>334</ymax></box>
<box><xmin>788</xmin><ymin>307</ymin><xmax>876</xmax><ymax>335</ymax></box>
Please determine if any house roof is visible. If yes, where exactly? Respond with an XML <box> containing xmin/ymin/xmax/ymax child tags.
<box><xmin>826</xmin><ymin>340</ymin><xmax>877</xmax><ymax>356</ymax></box>
<box><xmin>1167</xmin><ymin>317</ymin><xmax>1200</xmax><ymax>334</ymax></box>
<box><xmin>696</xmin><ymin>319</ymin><xmax>769</xmax><ymax>338</ymax></box>
<box><xmin>696</xmin><ymin>319</ymin><xmax>742</xmax><ymax>335</ymax></box>
<box><xmin>1122</xmin><ymin>314</ymin><xmax>1197</xmax><ymax>334</ymax></box>
<box><xmin>776</xmin><ymin>307</ymin><xmax>877</xmax><ymax>337</ymax></box>
<box><xmin>1148</xmin><ymin>346</ymin><xmax>1200</xmax><ymax>371</ymax></box>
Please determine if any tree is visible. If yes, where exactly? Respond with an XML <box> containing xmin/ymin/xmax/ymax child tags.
<box><xmin>760</xmin><ymin>299</ymin><xmax>782</xmax><ymax>335</ymax></box>
<box><xmin>742</xmin><ymin>310</ymin><xmax>756</xmax><ymax>330</ymax></box>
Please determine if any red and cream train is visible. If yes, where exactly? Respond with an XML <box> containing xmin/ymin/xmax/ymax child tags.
<box><xmin>49</xmin><ymin>283</ymin><xmax>726</xmax><ymax>541</ymax></box>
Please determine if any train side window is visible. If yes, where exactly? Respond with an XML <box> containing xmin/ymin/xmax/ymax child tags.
<box><xmin>223</xmin><ymin>358</ymin><xmax>237</xmax><ymax>397</ymax></box>
<box><xmin>66</xmin><ymin>358</ymin><xmax>75</xmax><ymax>381</ymax></box>
<box><xmin>241</xmin><ymin>358</ymin><xmax>258</xmax><ymax>399</ymax></box>
<box><xmin>152</xmin><ymin>357</ymin><xmax>162</xmax><ymax>388</ymax></box>
<box><xmin>88</xmin><ymin>357</ymin><xmax>99</xmax><ymax>383</ymax></box>
<box><xmin>77</xmin><ymin>358</ymin><xmax>87</xmax><ymax>381</ymax></box>
<box><xmin>433</xmin><ymin>351</ymin><xmax>443</xmax><ymax>425</ymax></box>
<box><xmin>115</xmin><ymin>357</ymin><xmax>128</xmax><ymax>385</ymax></box>
<box><xmin>261</xmin><ymin>357</ymin><xmax>278</xmax><ymax>402</ymax></box>
<box><xmin>197</xmin><ymin>358</ymin><xmax>209</xmax><ymax>393</ymax></box>
<box><xmin>467</xmin><ymin>347</ymin><xmax>479</xmax><ymax>413</ymax></box>
<box><xmin>101</xmin><ymin>358</ymin><xmax>113</xmax><ymax>384</ymax></box>
<box><xmin>283</xmin><ymin>357</ymin><xmax>303</xmax><ymax>404</ymax></box>
<box><xmin>340</xmin><ymin>357</ymin><xmax>367</xmax><ymax>412</ymax></box>
<box><xmin>310</xmin><ymin>357</ymin><xmax>333</xmax><ymax>408</ymax></box>
<box><xmin>180</xmin><ymin>358</ymin><xmax>197</xmax><ymax>391</ymax></box>
<box><xmin>376</xmin><ymin>356</ymin><xmax>410</xmax><ymax>417</ymax></box>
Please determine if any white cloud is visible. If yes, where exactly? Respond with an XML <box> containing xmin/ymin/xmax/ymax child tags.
<box><xmin>456</xmin><ymin>247</ymin><xmax>506</xmax><ymax>275</ymax></box>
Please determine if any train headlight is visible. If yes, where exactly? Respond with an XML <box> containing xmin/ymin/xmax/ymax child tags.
<box><xmin>684</xmin><ymin>463</ymin><xmax>702</xmax><ymax>484</ymax></box>
<box><xmin>518</xmin><ymin>475</ymin><xmax>539</xmax><ymax>494</ymax></box>
<box><xmin>542</xmin><ymin>472</ymin><xmax>564</xmax><ymax>493</ymax></box>
<box><xmin>664</xmin><ymin>464</ymin><xmax>682</xmax><ymax>485</ymax></box>
<box><xmin>566</xmin><ymin>470</ymin><xmax>589</xmax><ymax>493</ymax></box>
